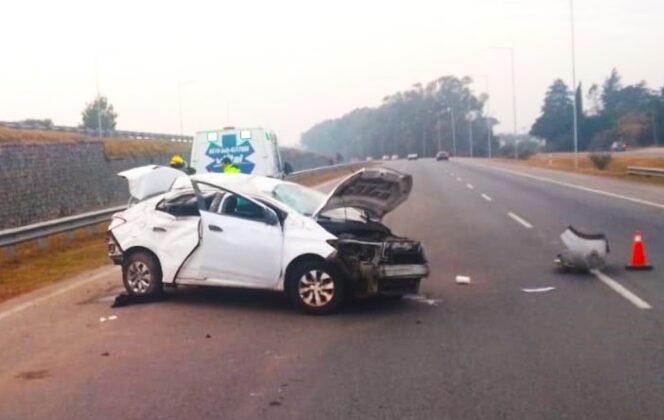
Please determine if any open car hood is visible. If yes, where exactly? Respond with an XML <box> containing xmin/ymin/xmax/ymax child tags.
<box><xmin>118</xmin><ymin>165</ymin><xmax>185</xmax><ymax>201</ymax></box>
<box><xmin>312</xmin><ymin>167</ymin><xmax>412</xmax><ymax>220</ymax></box>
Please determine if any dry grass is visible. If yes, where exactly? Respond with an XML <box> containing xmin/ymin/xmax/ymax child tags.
<box><xmin>0</xmin><ymin>127</ymin><xmax>90</xmax><ymax>144</ymax></box>
<box><xmin>103</xmin><ymin>138</ymin><xmax>190</xmax><ymax>160</ymax></box>
<box><xmin>496</xmin><ymin>154</ymin><xmax>664</xmax><ymax>185</ymax></box>
<box><xmin>0</xmin><ymin>225</ymin><xmax>110</xmax><ymax>303</ymax></box>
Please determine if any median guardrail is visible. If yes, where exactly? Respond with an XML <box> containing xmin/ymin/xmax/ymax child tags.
<box><xmin>627</xmin><ymin>166</ymin><xmax>664</xmax><ymax>178</ymax></box>
<box><xmin>0</xmin><ymin>162</ymin><xmax>366</xmax><ymax>260</ymax></box>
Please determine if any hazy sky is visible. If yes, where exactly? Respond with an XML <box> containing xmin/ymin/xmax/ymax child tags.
<box><xmin>1</xmin><ymin>0</ymin><xmax>662</xmax><ymax>146</ymax></box>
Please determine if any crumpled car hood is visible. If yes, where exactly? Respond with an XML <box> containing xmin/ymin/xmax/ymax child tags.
<box><xmin>118</xmin><ymin>165</ymin><xmax>185</xmax><ymax>201</ymax></box>
<box><xmin>312</xmin><ymin>167</ymin><xmax>412</xmax><ymax>220</ymax></box>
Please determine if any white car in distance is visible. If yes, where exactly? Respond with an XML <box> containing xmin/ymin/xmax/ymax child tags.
<box><xmin>107</xmin><ymin>166</ymin><xmax>429</xmax><ymax>314</ymax></box>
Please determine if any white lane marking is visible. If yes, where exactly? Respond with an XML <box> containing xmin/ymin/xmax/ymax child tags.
<box><xmin>466</xmin><ymin>184</ymin><xmax>474</xmax><ymax>190</ymax></box>
<box><xmin>481</xmin><ymin>194</ymin><xmax>493</xmax><ymax>202</ymax></box>
<box><xmin>0</xmin><ymin>267</ymin><xmax>118</xmax><ymax>322</ymax></box>
<box><xmin>456</xmin><ymin>177</ymin><xmax>462</xmax><ymax>182</ymax></box>
<box><xmin>464</xmin><ymin>162</ymin><xmax>664</xmax><ymax>211</ymax></box>
<box><xmin>590</xmin><ymin>269</ymin><xmax>652</xmax><ymax>310</ymax></box>
<box><xmin>508</xmin><ymin>212</ymin><xmax>533</xmax><ymax>229</ymax></box>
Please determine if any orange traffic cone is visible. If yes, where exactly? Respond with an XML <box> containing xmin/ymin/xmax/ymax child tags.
<box><xmin>626</xmin><ymin>231</ymin><xmax>653</xmax><ymax>271</ymax></box>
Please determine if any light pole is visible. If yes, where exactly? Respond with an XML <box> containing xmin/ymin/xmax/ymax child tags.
<box><xmin>570</xmin><ymin>0</ymin><xmax>579</xmax><ymax>169</ymax></box>
<box><xmin>490</xmin><ymin>47</ymin><xmax>518</xmax><ymax>156</ymax></box>
<box><xmin>467</xmin><ymin>110</ymin><xmax>474</xmax><ymax>158</ymax></box>
<box><xmin>94</xmin><ymin>57</ymin><xmax>102</xmax><ymax>140</ymax></box>
<box><xmin>446</xmin><ymin>107</ymin><xmax>457</xmax><ymax>157</ymax></box>
<box><xmin>472</xmin><ymin>73</ymin><xmax>492</xmax><ymax>158</ymax></box>
<box><xmin>178</xmin><ymin>81</ymin><xmax>195</xmax><ymax>136</ymax></box>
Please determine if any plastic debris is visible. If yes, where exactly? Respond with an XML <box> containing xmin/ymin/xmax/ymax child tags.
<box><xmin>99</xmin><ymin>317</ymin><xmax>107</xmax><ymax>322</ymax></box>
<box><xmin>522</xmin><ymin>287</ymin><xmax>556</xmax><ymax>293</ymax></box>
<box><xmin>403</xmin><ymin>294</ymin><xmax>439</xmax><ymax>305</ymax></box>
<box><xmin>455</xmin><ymin>275</ymin><xmax>471</xmax><ymax>285</ymax></box>
<box><xmin>555</xmin><ymin>226</ymin><xmax>609</xmax><ymax>271</ymax></box>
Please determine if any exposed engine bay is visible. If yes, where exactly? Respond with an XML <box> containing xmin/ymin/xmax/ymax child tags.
<box><xmin>318</xmin><ymin>219</ymin><xmax>428</xmax><ymax>296</ymax></box>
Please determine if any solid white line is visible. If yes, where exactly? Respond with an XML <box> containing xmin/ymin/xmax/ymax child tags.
<box><xmin>464</xmin><ymin>162</ymin><xmax>664</xmax><ymax>211</ymax></box>
<box><xmin>481</xmin><ymin>194</ymin><xmax>492</xmax><ymax>202</ymax></box>
<box><xmin>508</xmin><ymin>212</ymin><xmax>533</xmax><ymax>229</ymax></box>
<box><xmin>466</xmin><ymin>184</ymin><xmax>474</xmax><ymax>190</ymax></box>
<box><xmin>590</xmin><ymin>269</ymin><xmax>652</xmax><ymax>310</ymax></box>
<box><xmin>0</xmin><ymin>267</ymin><xmax>118</xmax><ymax>322</ymax></box>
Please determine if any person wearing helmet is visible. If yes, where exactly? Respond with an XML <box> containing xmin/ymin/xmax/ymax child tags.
<box><xmin>221</xmin><ymin>157</ymin><xmax>241</xmax><ymax>174</ymax></box>
<box><xmin>170</xmin><ymin>155</ymin><xmax>195</xmax><ymax>174</ymax></box>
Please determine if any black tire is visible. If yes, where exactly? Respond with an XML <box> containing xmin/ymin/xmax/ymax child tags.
<box><xmin>287</xmin><ymin>261</ymin><xmax>346</xmax><ymax>315</ymax></box>
<box><xmin>122</xmin><ymin>251</ymin><xmax>163</xmax><ymax>297</ymax></box>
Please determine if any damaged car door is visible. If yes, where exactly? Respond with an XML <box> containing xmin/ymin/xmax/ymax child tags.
<box><xmin>196</xmin><ymin>184</ymin><xmax>283</xmax><ymax>288</ymax></box>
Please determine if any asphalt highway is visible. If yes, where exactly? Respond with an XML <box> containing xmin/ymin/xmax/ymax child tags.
<box><xmin>1</xmin><ymin>159</ymin><xmax>662</xmax><ymax>419</ymax></box>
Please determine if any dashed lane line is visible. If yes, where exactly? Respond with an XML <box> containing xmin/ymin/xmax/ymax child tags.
<box><xmin>467</xmin><ymin>184</ymin><xmax>474</xmax><ymax>190</ymax></box>
<box><xmin>508</xmin><ymin>212</ymin><xmax>533</xmax><ymax>229</ymax></box>
<box><xmin>481</xmin><ymin>194</ymin><xmax>492</xmax><ymax>202</ymax></box>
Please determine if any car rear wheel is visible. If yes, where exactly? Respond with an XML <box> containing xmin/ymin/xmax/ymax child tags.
<box><xmin>288</xmin><ymin>261</ymin><xmax>345</xmax><ymax>315</ymax></box>
<box><xmin>123</xmin><ymin>251</ymin><xmax>163</xmax><ymax>297</ymax></box>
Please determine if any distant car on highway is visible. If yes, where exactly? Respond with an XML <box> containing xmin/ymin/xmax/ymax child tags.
<box><xmin>407</xmin><ymin>153</ymin><xmax>419</xmax><ymax>160</ymax></box>
<box><xmin>435</xmin><ymin>151</ymin><xmax>450</xmax><ymax>161</ymax></box>
<box><xmin>382</xmin><ymin>155</ymin><xmax>391</xmax><ymax>161</ymax></box>
<box><xmin>391</xmin><ymin>154</ymin><xmax>399</xmax><ymax>160</ymax></box>
<box><xmin>107</xmin><ymin>166</ymin><xmax>429</xmax><ymax>314</ymax></box>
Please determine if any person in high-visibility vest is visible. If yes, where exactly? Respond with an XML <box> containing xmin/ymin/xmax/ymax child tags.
<box><xmin>170</xmin><ymin>155</ymin><xmax>196</xmax><ymax>174</ymax></box>
<box><xmin>221</xmin><ymin>157</ymin><xmax>241</xmax><ymax>174</ymax></box>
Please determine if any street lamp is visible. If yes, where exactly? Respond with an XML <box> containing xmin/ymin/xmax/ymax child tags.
<box><xmin>466</xmin><ymin>110</ymin><xmax>476</xmax><ymax>158</ymax></box>
<box><xmin>472</xmin><ymin>73</ymin><xmax>492</xmax><ymax>158</ymax></box>
<box><xmin>569</xmin><ymin>0</ymin><xmax>580</xmax><ymax>169</ymax></box>
<box><xmin>489</xmin><ymin>47</ymin><xmax>518</xmax><ymax>158</ymax></box>
<box><xmin>94</xmin><ymin>57</ymin><xmax>102</xmax><ymax>140</ymax></box>
<box><xmin>445</xmin><ymin>107</ymin><xmax>457</xmax><ymax>157</ymax></box>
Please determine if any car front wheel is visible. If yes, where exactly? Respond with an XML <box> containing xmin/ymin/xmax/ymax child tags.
<box><xmin>288</xmin><ymin>261</ymin><xmax>345</xmax><ymax>315</ymax></box>
<box><xmin>122</xmin><ymin>251</ymin><xmax>163</xmax><ymax>297</ymax></box>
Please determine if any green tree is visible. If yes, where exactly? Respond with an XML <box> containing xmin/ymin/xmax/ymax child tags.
<box><xmin>81</xmin><ymin>96</ymin><xmax>117</xmax><ymax>131</ymax></box>
<box><xmin>530</xmin><ymin>79</ymin><xmax>574</xmax><ymax>151</ymax></box>
<box><xmin>301</xmin><ymin>75</ymin><xmax>495</xmax><ymax>158</ymax></box>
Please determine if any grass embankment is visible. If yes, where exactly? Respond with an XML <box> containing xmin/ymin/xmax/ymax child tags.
<box><xmin>0</xmin><ymin>225</ymin><xmax>109</xmax><ymax>303</ymax></box>
<box><xmin>0</xmin><ymin>127</ymin><xmax>89</xmax><ymax>143</ymax></box>
<box><xmin>497</xmin><ymin>154</ymin><xmax>664</xmax><ymax>185</ymax></box>
<box><xmin>0</xmin><ymin>127</ymin><xmax>190</xmax><ymax>159</ymax></box>
<box><xmin>103</xmin><ymin>138</ymin><xmax>190</xmax><ymax>160</ymax></box>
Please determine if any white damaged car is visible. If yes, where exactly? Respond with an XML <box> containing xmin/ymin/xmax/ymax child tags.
<box><xmin>107</xmin><ymin>166</ymin><xmax>429</xmax><ymax>314</ymax></box>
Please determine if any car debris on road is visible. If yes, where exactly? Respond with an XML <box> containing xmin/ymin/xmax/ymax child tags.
<box><xmin>555</xmin><ymin>226</ymin><xmax>609</xmax><ymax>272</ymax></box>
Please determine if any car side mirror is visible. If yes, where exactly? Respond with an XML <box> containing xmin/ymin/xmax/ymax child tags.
<box><xmin>263</xmin><ymin>208</ymin><xmax>280</xmax><ymax>226</ymax></box>
<box><xmin>283</xmin><ymin>162</ymin><xmax>293</xmax><ymax>175</ymax></box>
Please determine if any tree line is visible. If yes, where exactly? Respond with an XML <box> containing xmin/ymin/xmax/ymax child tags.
<box><xmin>531</xmin><ymin>69</ymin><xmax>663</xmax><ymax>151</ymax></box>
<box><xmin>301</xmin><ymin>76</ymin><xmax>498</xmax><ymax>159</ymax></box>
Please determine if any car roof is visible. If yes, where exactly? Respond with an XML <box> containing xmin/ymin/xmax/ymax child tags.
<box><xmin>180</xmin><ymin>173</ymin><xmax>286</xmax><ymax>196</ymax></box>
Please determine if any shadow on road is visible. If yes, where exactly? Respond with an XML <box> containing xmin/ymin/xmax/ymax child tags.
<box><xmin>110</xmin><ymin>285</ymin><xmax>418</xmax><ymax>318</ymax></box>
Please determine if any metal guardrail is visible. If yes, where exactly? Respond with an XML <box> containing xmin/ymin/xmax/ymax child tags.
<box><xmin>0</xmin><ymin>163</ymin><xmax>365</xmax><ymax>259</ymax></box>
<box><xmin>627</xmin><ymin>166</ymin><xmax>664</xmax><ymax>178</ymax></box>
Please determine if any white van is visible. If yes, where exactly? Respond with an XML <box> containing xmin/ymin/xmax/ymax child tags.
<box><xmin>190</xmin><ymin>127</ymin><xmax>290</xmax><ymax>177</ymax></box>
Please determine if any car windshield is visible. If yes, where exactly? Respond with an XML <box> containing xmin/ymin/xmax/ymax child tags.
<box><xmin>272</xmin><ymin>182</ymin><xmax>365</xmax><ymax>221</ymax></box>
<box><xmin>272</xmin><ymin>183</ymin><xmax>326</xmax><ymax>216</ymax></box>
